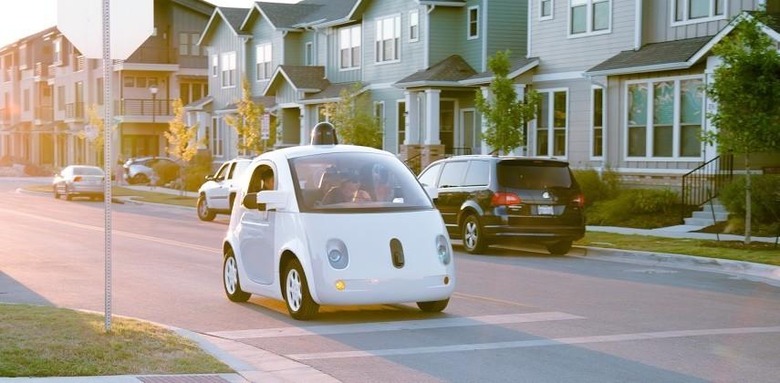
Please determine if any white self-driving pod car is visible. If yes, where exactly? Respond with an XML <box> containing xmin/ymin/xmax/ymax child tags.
<box><xmin>221</xmin><ymin>122</ymin><xmax>455</xmax><ymax>320</ymax></box>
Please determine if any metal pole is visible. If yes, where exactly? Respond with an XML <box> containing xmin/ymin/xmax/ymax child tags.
<box><xmin>102</xmin><ymin>0</ymin><xmax>113</xmax><ymax>333</ymax></box>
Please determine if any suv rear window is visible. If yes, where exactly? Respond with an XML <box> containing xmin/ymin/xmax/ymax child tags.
<box><xmin>497</xmin><ymin>161</ymin><xmax>572</xmax><ymax>189</ymax></box>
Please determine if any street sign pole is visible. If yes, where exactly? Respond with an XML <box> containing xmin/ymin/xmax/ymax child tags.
<box><xmin>101</xmin><ymin>0</ymin><xmax>113</xmax><ymax>333</ymax></box>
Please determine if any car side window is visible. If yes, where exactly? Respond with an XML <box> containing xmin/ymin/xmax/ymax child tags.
<box><xmin>463</xmin><ymin>160</ymin><xmax>489</xmax><ymax>187</ymax></box>
<box><xmin>215</xmin><ymin>162</ymin><xmax>230</xmax><ymax>180</ymax></box>
<box><xmin>438</xmin><ymin>161</ymin><xmax>468</xmax><ymax>188</ymax></box>
<box><xmin>418</xmin><ymin>163</ymin><xmax>442</xmax><ymax>187</ymax></box>
<box><xmin>226</xmin><ymin>163</ymin><xmax>237</xmax><ymax>179</ymax></box>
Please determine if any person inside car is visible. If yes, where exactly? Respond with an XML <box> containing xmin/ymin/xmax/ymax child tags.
<box><xmin>261</xmin><ymin>168</ymin><xmax>275</xmax><ymax>190</ymax></box>
<box><xmin>322</xmin><ymin>174</ymin><xmax>371</xmax><ymax>204</ymax></box>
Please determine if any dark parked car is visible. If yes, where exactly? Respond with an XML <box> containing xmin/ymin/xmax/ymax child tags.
<box><xmin>123</xmin><ymin>156</ymin><xmax>178</xmax><ymax>185</ymax></box>
<box><xmin>418</xmin><ymin>155</ymin><xmax>585</xmax><ymax>255</ymax></box>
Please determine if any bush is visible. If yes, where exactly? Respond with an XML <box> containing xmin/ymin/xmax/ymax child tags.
<box><xmin>719</xmin><ymin>174</ymin><xmax>780</xmax><ymax>225</ymax></box>
<box><xmin>586</xmin><ymin>188</ymin><xmax>680</xmax><ymax>228</ymax></box>
<box><xmin>182</xmin><ymin>151</ymin><xmax>213</xmax><ymax>192</ymax></box>
<box><xmin>572</xmin><ymin>168</ymin><xmax>620</xmax><ymax>207</ymax></box>
<box><xmin>152</xmin><ymin>161</ymin><xmax>180</xmax><ymax>186</ymax></box>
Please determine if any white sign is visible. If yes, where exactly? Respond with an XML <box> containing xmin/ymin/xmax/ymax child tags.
<box><xmin>57</xmin><ymin>0</ymin><xmax>153</xmax><ymax>60</ymax></box>
<box><xmin>261</xmin><ymin>113</ymin><xmax>271</xmax><ymax>140</ymax></box>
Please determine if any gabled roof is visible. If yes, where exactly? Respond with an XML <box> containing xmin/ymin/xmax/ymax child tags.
<box><xmin>184</xmin><ymin>96</ymin><xmax>213</xmax><ymax>111</ymax></box>
<box><xmin>198</xmin><ymin>7</ymin><xmax>251</xmax><ymax>46</ymax></box>
<box><xmin>587</xmin><ymin>11</ymin><xmax>780</xmax><ymax>77</ymax></box>
<box><xmin>243</xmin><ymin>0</ymin><xmax>361</xmax><ymax>31</ymax></box>
<box><xmin>302</xmin><ymin>82</ymin><xmax>358</xmax><ymax>104</ymax></box>
<box><xmin>171</xmin><ymin>0</ymin><xmax>215</xmax><ymax>16</ymax></box>
<box><xmin>461</xmin><ymin>57</ymin><xmax>540</xmax><ymax>86</ymax></box>
<box><xmin>264</xmin><ymin>65</ymin><xmax>331</xmax><ymax>97</ymax></box>
<box><xmin>394</xmin><ymin>55</ymin><xmax>477</xmax><ymax>88</ymax></box>
<box><xmin>418</xmin><ymin>0</ymin><xmax>466</xmax><ymax>6</ymax></box>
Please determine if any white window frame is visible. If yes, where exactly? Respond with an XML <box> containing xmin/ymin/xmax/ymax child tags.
<box><xmin>191</xmin><ymin>33</ymin><xmax>201</xmax><ymax>56</ymax></box>
<box><xmin>540</xmin><ymin>0</ymin><xmax>554</xmax><ymax>20</ymax></box>
<box><xmin>467</xmin><ymin>6</ymin><xmax>479</xmax><ymax>40</ymax></box>
<box><xmin>568</xmin><ymin>0</ymin><xmax>611</xmax><ymax>38</ymax></box>
<box><xmin>179</xmin><ymin>33</ymin><xmax>189</xmax><ymax>55</ymax></box>
<box><xmin>53</xmin><ymin>38</ymin><xmax>63</xmax><ymax>65</ymax></box>
<box><xmin>211</xmin><ymin>55</ymin><xmax>218</xmax><ymax>77</ymax></box>
<box><xmin>376</xmin><ymin>15</ymin><xmax>401</xmax><ymax>63</ymax></box>
<box><xmin>590</xmin><ymin>85</ymin><xmax>605</xmax><ymax>160</ymax></box>
<box><xmin>534</xmin><ymin>88</ymin><xmax>569</xmax><ymax>158</ymax></box>
<box><xmin>409</xmin><ymin>10</ymin><xmax>419</xmax><ymax>42</ymax></box>
<box><xmin>221</xmin><ymin>51</ymin><xmax>236</xmax><ymax>88</ymax></box>
<box><xmin>255</xmin><ymin>43</ymin><xmax>272</xmax><ymax>81</ymax></box>
<box><xmin>671</xmin><ymin>0</ymin><xmax>727</xmax><ymax>26</ymax></box>
<box><xmin>339</xmin><ymin>25</ymin><xmax>361</xmax><ymax>70</ymax></box>
<box><xmin>211</xmin><ymin>117</ymin><xmax>224</xmax><ymax>158</ymax></box>
<box><xmin>623</xmin><ymin>75</ymin><xmax>705</xmax><ymax>162</ymax></box>
<box><xmin>305</xmin><ymin>42</ymin><xmax>313</xmax><ymax>65</ymax></box>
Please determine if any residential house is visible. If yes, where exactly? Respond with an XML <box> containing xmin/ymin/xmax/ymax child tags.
<box><xmin>0</xmin><ymin>0</ymin><xmax>214</xmax><ymax>169</ymax></box>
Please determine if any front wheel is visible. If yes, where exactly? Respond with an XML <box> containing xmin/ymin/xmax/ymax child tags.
<box><xmin>282</xmin><ymin>258</ymin><xmax>319</xmax><ymax>320</ymax></box>
<box><xmin>197</xmin><ymin>195</ymin><xmax>216</xmax><ymax>221</ymax></box>
<box><xmin>546</xmin><ymin>240</ymin><xmax>573</xmax><ymax>256</ymax></box>
<box><xmin>53</xmin><ymin>185</ymin><xmax>59</xmax><ymax>199</ymax></box>
<box><xmin>461</xmin><ymin>214</ymin><xmax>487</xmax><ymax>254</ymax></box>
<box><xmin>223</xmin><ymin>249</ymin><xmax>251</xmax><ymax>302</ymax></box>
<box><xmin>64</xmin><ymin>186</ymin><xmax>72</xmax><ymax>201</ymax></box>
<box><xmin>417</xmin><ymin>298</ymin><xmax>449</xmax><ymax>313</ymax></box>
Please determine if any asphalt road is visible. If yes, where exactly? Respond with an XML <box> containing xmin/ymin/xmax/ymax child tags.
<box><xmin>2</xmin><ymin>177</ymin><xmax>780</xmax><ymax>382</ymax></box>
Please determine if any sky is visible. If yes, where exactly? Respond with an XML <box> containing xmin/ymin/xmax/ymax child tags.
<box><xmin>0</xmin><ymin>0</ymin><xmax>299</xmax><ymax>48</ymax></box>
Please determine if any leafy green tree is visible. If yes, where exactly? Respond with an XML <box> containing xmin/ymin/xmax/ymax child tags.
<box><xmin>323</xmin><ymin>83</ymin><xmax>382</xmax><ymax>148</ymax></box>
<box><xmin>475</xmin><ymin>50</ymin><xmax>540</xmax><ymax>155</ymax></box>
<box><xmin>706</xmin><ymin>10</ymin><xmax>780</xmax><ymax>243</ymax></box>
<box><xmin>225</xmin><ymin>77</ymin><xmax>266</xmax><ymax>155</ymax></box>
<box><xmin>164</xmin><ymin>98</ymin><xmax>199</xmax><ymax>193</ymax></box>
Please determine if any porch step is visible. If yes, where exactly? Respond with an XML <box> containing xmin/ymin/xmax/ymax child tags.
<box><xmin>683</xmin><ymin>199</ymin><xmax>729</xmax><ymax>226</ymax></box>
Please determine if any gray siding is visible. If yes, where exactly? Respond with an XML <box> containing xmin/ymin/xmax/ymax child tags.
<box><xmin>203</xmin><ymin>20</ymin><xmax>242</xmax><ymax>110</ymax></box>
<box><xmin>529</xmin><ymin>0</ymin><xmax>635</xmax><ymax>74</ymax></box>
<box><xmin>486</xmin><ymin>0</ymin><xmax>527</xmax><ymax>60</ymax></box>
<box><xmin>428</xmin><ymin>8</ymin><xmax>463</xmax><ymax>67</ymax></box>
<box><xmin>643</xmin><ymin>0</ymin><xmax>763</xmax><ymax>44</ymax></box>
<box><xmin>362</xmin><ymin>1</ymin><xmax>425</xmax><ymax>84</ymax></box>
<box><xmin>247</xmin><ymin>15</ymin><xmax>282</xmax><ymax>95</ymax></box>
<box><xmin>172</xmin><ymin>5</ymin><xmax>210</xmax><ymax>69</ymax></box>
<box><xmin>284</xmin><ymin>32</ymin><xmax>303</xmax><ymax>65</ymax></box>
<box><xmin>325</xmin><ymin>23</ymin><xmax>362</xmax><ymax>84</ymax></box>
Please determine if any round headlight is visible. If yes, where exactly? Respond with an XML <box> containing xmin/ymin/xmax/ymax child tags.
<box><xmin>326</xmin><ymin>239</ymin><xmax>349</xmax><ymax>269</ymax></box>
<box><xmin>436</xmin><ymin>234</ymin><xmax>451</xmax><ymax>265</ymax></box>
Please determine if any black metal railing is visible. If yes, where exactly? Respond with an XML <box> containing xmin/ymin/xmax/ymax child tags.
<box><xmin>681</xmin><ymin>153</ymin><xmax>734</xmax><ymax>220</ymax></box>
<box><xmin>115</xmin><ymin>98</ymin><xmax>172</xmax><ymax>117</ymax></box>
<box><xmin>65</xmin><ymin>102</ymin><xmax>85</xmax><ymax>120</ymax></box>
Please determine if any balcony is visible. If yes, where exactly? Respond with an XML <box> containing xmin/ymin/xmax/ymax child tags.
<box><xmin>115</xmin><ymin>98</ymin><xmax>172</xmax><ymax>120</ymax></box>
<box><xmin>34</xmin><ymin>62</ymin><xmax>50</xmax><ymax>80</ymax></box>
<box><xmin>34</xmin><ymin>105</ymin><xmax>54</xmax><ymax>123</ymax></box>
<box><xmin>65</xmin><ymin>102</ymin><xmax>85</xmax><ymax>121</ymax></box>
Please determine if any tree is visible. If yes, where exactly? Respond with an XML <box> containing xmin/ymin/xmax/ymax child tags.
<box><xmin>164</xmin><ymin>98</ymin><xmax>199</xmax><ymax>194</ymax></box>
<box><xmin>225</xmin><ymin>77</ymin><xmax>265</xmax><ymax>155</ymax></box>
<box><xmin>80</xmin><ymin>105</ymin><xmax>106</xmax><ymax>166</ymax></box>
<box><xmin>706</xmin><ymin>10</ymin><xmax>780</xmax><ymax>244</ymax></box>
<box><xmin>323</xmin><ymin>83</ymin><xmax>382</xmax><ymax>148</ymax></box>
<box><xmin>475</xmin><ymin>50</ymin><xmax>540</xmax><ymax>155</ymax></box>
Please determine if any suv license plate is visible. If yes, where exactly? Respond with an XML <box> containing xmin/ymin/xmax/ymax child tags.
<box><xmin>538</xmin><ymin>205</ymin><xmax>554</xmax><ymax>215</ymax></box>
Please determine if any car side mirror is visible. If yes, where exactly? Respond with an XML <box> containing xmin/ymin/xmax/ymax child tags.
<box><xmin>257</xmin><ymin>190</ymin><xmax>288</xmax><ymax>211</ymax></box>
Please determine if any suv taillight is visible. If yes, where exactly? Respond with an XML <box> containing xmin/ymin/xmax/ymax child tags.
<box><xmin>491</xmin><ymin>192</ymin><xmax>521</xmax><ymax>206</ymax></box>
<box><xmin>572</xmin><ymin>194</ymin><xmax>585</xmax><ymax>208</ymax></box>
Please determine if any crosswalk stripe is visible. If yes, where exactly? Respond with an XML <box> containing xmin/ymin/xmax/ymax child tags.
<box><xmin>207</xmin><ymin>311</ymin><xmax>584</xmax><ymax>340</ymax></box>
<box><xmin>286</xmin><ymin>325</ymin><xmax>780</xmax><ymax>361</ymax></box>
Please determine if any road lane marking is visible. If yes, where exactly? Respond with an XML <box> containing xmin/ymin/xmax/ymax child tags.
<box><xmin>207</xmin><ymin>312</ymin><xmax>585</xmax><ymax>339</ymax></box>
<box><xmin>285</xmin><ymin>325</ymin><xmax>780</xmax><ymax>361</ymax></box>
<box><xmin>1</xmin><ymin>208</ymin><xmax>219</xmax><ymax>253</ymax></box>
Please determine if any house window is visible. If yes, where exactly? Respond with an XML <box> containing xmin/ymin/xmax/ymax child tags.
<box><xmin>191</xmin><ymin>33</ymin><xmax>201</xmax><ymax>56</ymax></box>
<box><xmin>57</xmin><ymin>86</ymin><xmax>65</xmax><ymax>111</ymax></box>
<box><xmin>536</xmin><ymin>89</ymin><xmax>568</xmax><ymax>157</ymax></box>
<box><xmin>221</xmin><ymin>52</ymin><xmax>236</xmax><ymax>87</ymax></box>
<box><xmin>376</xmin><ymin>15</ymin><xmax>400</xmax><ymax>62</ymax></box>
<box><xmin>570</xmin><ymin>0</ymin><xmax>610</xmax><ymax>35</ymax></box>
<box><xmin>211</xmin><ymin>55</ymin><xmax>218</xmax><ymax>77</ymax></box>
<box><xmin>409</xmin><ymin>10</ymin><xmax>419</xmax><ymax>42</ymax></box>
<box><xmin>211</xmin><ymin>117</ymin><xmax>224</xmax><ymax>157</ymax></box>
<box><xmin>339</xmin><ymin>25</ymin><xmax>361</xmax><ymax>69</ymax></box>
<box><xmin>179</xmin><ymin>33</ymin><xmax>189</xmax><ymax>55</ymax></box>
<box><xmin>256</xmin><ymin>43</ymin><xmax>272</xmax><ymax>80</ymax></box>
<box><xmin>397</xmin><ymin>101</ymin><xmax>406</xmax><ymax>151</ymax></box>
<box><xmin>626</xmin><ymin>77</ymin><xmax>704</xmax><ymax>159</ymax></box>
<box><xmin>374</xmin><ymin>101</ymin><xmax>385</xmax><ymax>131</ymax></box>
<box><xmin>305</xmin><ymin>42</ymin><xmax>313</xmax><ymax>65</ymax></box>
<box><xmin>591</xmin><ymin>86</ymin><xmax>604</xmax><ymax>158</ymax></box>
<box><xmin>541</xmin><ymin>0</ymin><xmax>553</xmax><ymax>19</ymax></box>
<box><xmin>673</xmin><ymin>0</ymin><xmax>726</xmax><ymax>24</ymax></box>
<box><xmin>467</xmin><ymin>6</ymin><xmax>479</xmax><ymax>39</ymax></box>
<box><xmin>53</xmin><ymin>39</ymin><xmax>62</xmax><ymax>64</ymax></box>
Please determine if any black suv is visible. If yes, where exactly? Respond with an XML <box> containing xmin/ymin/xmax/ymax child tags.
<box><xmin>418</xmin><ymin>155</ymin><xmax>585</xmax><ymax>255</ymax></box>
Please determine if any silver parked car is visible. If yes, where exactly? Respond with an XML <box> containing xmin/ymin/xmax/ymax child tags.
<box><xmin>52</xmin><ymin>165</ymin><xmax>105</xmax><ymax>201</ymax></box>
<box><xmin>123</xmin><ymin>156</ymin><xmax>179</xmax><ymax>185</ymax></box>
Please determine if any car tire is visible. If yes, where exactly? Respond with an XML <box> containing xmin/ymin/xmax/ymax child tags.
<box><xmin>132</xmin><ymin>173</ymin><xmax>149</xmax><ymax>185</ymax></box>
<box><xmin>64</xmin><ymin>186</ymin><xmax>72</xmax><ymax>201</ymax></box>
<box><xmin>462</xmin><ymin>214</ymin><xmax>487</xmax><ymax>254</ymax></box>
<box><xmin>417</xmin><ymin>298</ymin><xmax>449</xmax><ymax>313</ymax></box>
<box><xmin>223</xmin><ymin>248</ymin><xmax>251</xmax><ymax>303</ymax></box>
<box><xmin>546</xmin><ymin>240</ymin><xmax>573</xmax><ymax>256</ymax></box>
<box><xmin>53</xmin><ymin>186</ymin><xmax>59</xmax><ymax>199</ymax></box>
<box><xmin>282</xmin><ymin>258</ymin><xmax>319</xmax><ymax>320</ymax></box>
<box><xmin>197</xmin><ymin>195</ymin><xmax>216</xmax><ymax>221</ymax></box>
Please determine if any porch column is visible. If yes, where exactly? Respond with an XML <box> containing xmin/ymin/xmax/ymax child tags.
<box><xmin>424</xmin><ymin>89</ymin><xmax>440</xmax><ymax>145</ymax></box>
<box><xmin>299</xmin><ymin>106</ymin><xmax>308</xmax><ymax>146</ymax></box>
<box><xmin>404</xmin><ymin>91</ymin><xmax>419</xmax><ymax>144</ymax></box>
<box><xmin>479</xmin><ymin>86</ymin><xmax>491</xmax><ymax>155</ymax></box>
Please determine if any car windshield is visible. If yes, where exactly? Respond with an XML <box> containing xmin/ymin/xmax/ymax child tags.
<box><xmin>289</xmin><ymin>152</ymin><xmax>433</xmax><ymax>213</ymax></box>
<box><xmin>497</xmin><ymin>161</ymin><xmax>572</xmax><ymax>189</ymax></box>
<box><xmin>73</xmin><ymin>167</ymin><xmax>104</xmax><ymax>176</ymax></box>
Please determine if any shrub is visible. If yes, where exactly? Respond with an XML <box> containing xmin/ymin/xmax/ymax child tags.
<box><xmin>586</xmin><ymin>188</ymin><xmax>680</xmax><ymax>228</ymax></box>
<box><xmin>182</xmin><ymin>150</ymin><xmax>213</xmax><ymax>192</ymax></box>
<box><xmin>572</xmin><ymin>167</ymin><xmax>620</xmax><ymax>207</ymax></box>
<box><xmin>152</xmin><ymin>161</ymin><xmax>180</xmax><ymax>186</ymax></box>
<box><xmin>719</xmin><ymin>174</ymin><xmax>780</xmax><ymax>225</ymax></box>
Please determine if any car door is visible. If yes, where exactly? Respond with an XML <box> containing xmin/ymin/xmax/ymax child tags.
<box><xmin>435</xmin><ymin>161</ymin><xmax>469</xmax><ymax>236</ymax></box>
<box><xmin>208</xmin><ymin>162</ymin><xmax>233</xmax><ymax>210</ymax></box>
<box><xmin>237</xmin><ymin>162</ymin><xmax>277</xmax><ymax>285</ymax></box>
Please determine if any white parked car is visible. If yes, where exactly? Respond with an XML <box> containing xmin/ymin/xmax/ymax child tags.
<box><xmin>196</xmin><ymin>157</ymin><xmax>251</xmax><ymax>221</ymax></box>
<box><xmin>52</xmin><ymin>165</ymin><xmax>105</xmax><ymax>201</ymax></box>
<box><xmin>222</xmin><ymin>123</ymin><xmax>455</xmax><ymax>320</ymax></box>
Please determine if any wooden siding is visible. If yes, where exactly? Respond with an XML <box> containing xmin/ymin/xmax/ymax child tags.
<box><xmin>325</xmin><ymin>24</ymin><xmax>362</xmax><ymax>84</ymax></box>
<box><xmin>172</xmin><ymin>5</ymin><xmax>210</xmax><ymax>69</ymax></box>
<box><xmin>205</xmin><ymin>21</ymin><xmax>242</xmax><ymax>110</ymax></box>
<box><xmin>362</xmin><ymin>2</ymin><xmax>426</xmax><ymax>84</ymax></box>
<box><xmin>486</xmin><ymin>0</ymin><xmax>527</xmax><ymax>60</ymax></box>
<box><xmin>529</xmin><ymin>0</ymin><xmax>635</xmax><ymax>74</ymax></box>
<box><xmin>642</xmin><ymin>0</ymin><xmax>763</xmax><ymax>44</ymax></box>
<box><xmin>248</xmin><ymin>16</ymin><xmax>282</xmax><ymax>96</ymax></box>
<box><xmin>277</xmin><ymin>80</ymin><xmax>298</xmax><ymax>105</ymax></box>
<box><xmin>284</xmin><ymin>32</ymin><xmax>303</xmax><ymax>65</ymax></box>
<box><xmin>428</xmin><ymin>8</ymin><xmax>465</xmax><ymax>68</ymax></box>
